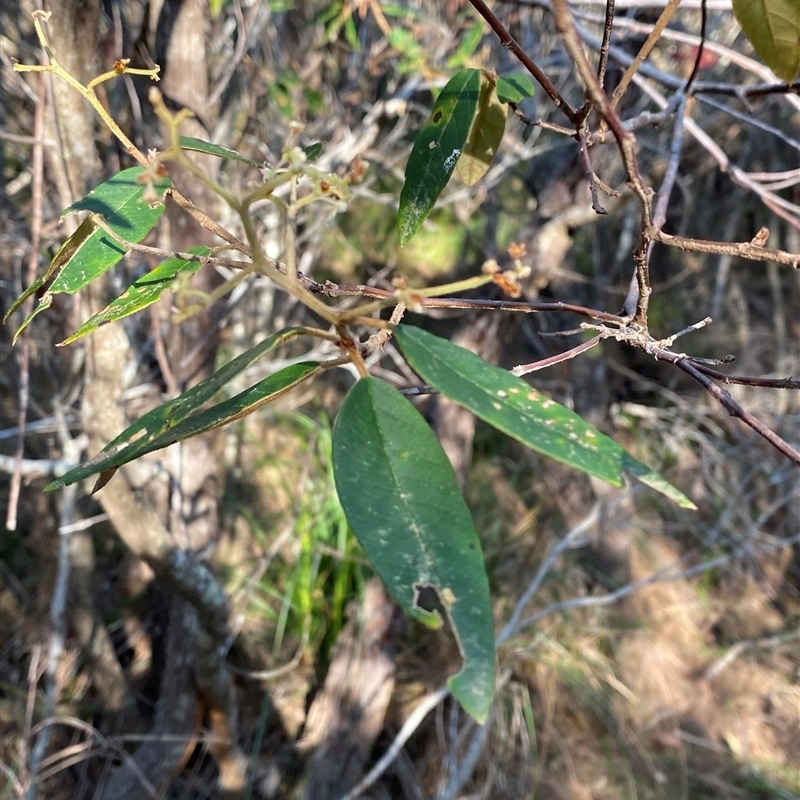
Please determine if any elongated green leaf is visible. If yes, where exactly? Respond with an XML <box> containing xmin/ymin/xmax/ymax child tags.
<box><xmin>395</xmin><ymin>326</ymin><xmax>696</xmax><ymax>509</ymax></box>
<box><xmin>332</xmin><ymin>377</ymin><xmax>495</xmax><ymax>723</ymax></box>
<box><xmin>179</xmin><ymin>135</ymin><xmax>261</xmax><ymax>166</ymax></box>
<box><xmin>7</xmin><ymin>167</ymin><xmax>171</xmax><ymax>342</ymax></box>
<box><xmin>456</xmin><ymin>71</ymin><xmax>507</xmax><ymax>188</ymax></box>
<box><xmin>733</xmin><ymin>0</ymin><xmax>800</xmax><ymax>82</ymax></box>
<box><xmin>60</xmin><ymin>246</ymin><xmax>212</xmax><ymax>345</ymax></box>
<box><xmin>446</xmin><ymin>21</ymin><xmax>485</xmax><ymax>69</ymax></box>
<box><xmin>398</xmin><ymin>69</ymin><xmax>481</xmax><ymax>245</ymax></box>
<box><xmin>46</xmin><ymin>328</ymin><xmax>314</xmax><ymax>490</ymax></box>
<box><xmin>496</xmin><ymin>72</ymin><xmax>536</xmax><ymax>104</ymax></box>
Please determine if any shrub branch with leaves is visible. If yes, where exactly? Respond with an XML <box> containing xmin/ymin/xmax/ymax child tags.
<box><xmin>4</xmin><ymin>0</ymin><xmax>800</xmax><ymax>792</ymax></box>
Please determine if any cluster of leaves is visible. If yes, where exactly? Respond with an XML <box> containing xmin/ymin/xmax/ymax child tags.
<box><xmin>9</xmin><ymin>2</ymin><xmax>796</xmax><ymax>724</ymax></box>
<box><xmin>5</xmin><ymin>87</ymin><xmax>694</xmax><ymax>724</ymax></box>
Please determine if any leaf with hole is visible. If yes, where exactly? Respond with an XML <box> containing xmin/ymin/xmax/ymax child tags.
<box><xmin>733</xmin><ymin>0</ymin><xmax>800</xmax><ymax>82</ymax></box>
<box><xmin>456</xmin><ymin>70</ymin><xmax>507</xmax><ymax>187</ymax></box>
<box><xmin>332</xmin><ymin>377</ymin><xmax>495</xmax><ymax>723</ymax></box>
<box><xmin>6</xmin><ymin>167</ymin><xmax>171</xmax><ymax>342</ymax></box>
<box><xmin>397</xmin><ymin>68</ymin><xmax>481</xmax><ymax>244</ymax></box>
<box><xmin>60</xmin><ymin>246</ymin><xmax>212</xmax><ymax>345</ymax></box>
<box><xmin>395</xmin><ymin>326</ymin><xmax>696</xmax><ymax>509</ymax></box>
<box><xmin>47</xmin><ymin>328</ymin><xmax>317</xmax><ymax>491</ymax></box>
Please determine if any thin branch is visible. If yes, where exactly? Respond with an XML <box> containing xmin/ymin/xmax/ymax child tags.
<box><xmin>609</xmin><ymin>0</ymin><xmax>683</xmax><ymax>111</ymax></box>
<box><xmin>318</xmin><ymin>283</ymin><xmax>629</xmax><ymax>324</ymax></box>
<box><xmin>26</xmin><ymin>407</ymin><xmax>81</xmax><ymax>800</ymax></box>
<box><xmin>578</xmin><ymin>127</ymin><xmax>608</xmax><ymax>214</ymax></box>
<box><xmin>649</xmin><ymin>228</ymin><xmax>800</xmax><ymax>267</ymax></box>
<box><xmin>650</xmin><ymin>349</ymin><xmax>800</xmax><ymax>465</ymax></box>
<box><xmin>517</xmin><ymin>533</ymin><xmax>800</xmax><ymax>634</ymax></box>
<box><xmin>466</xmin><ymin>0</ymin><xmax>581</xmax><ymax>124</ymax></box>
<box><xmin>511</xmin><ymin>334</ymin><xmax>603</xmax><ymax>375</ymax></box>
<box><xmin>7</xmin><ymin>69</ymin><xmax>46</xmax><ymax>531</ymax></box>
<box><xmin>496</xmin><ymin>501</ymin><xmax>604</xmax><ymax>647</ymax></box>
<box><xmin>688</xmin><ymin>365</ymin><xmax>800</xmax><ymax>390</ymax></box>
<box><xmin>595</xmin><ymin>0</ymin><xmax>616</xmax><ymax>89</ymax></box>
<box><xmin>339</xmin><ymin>686</ymin><xmax>452</xmax><ymax>800</ymax></box>
<box><xmin>682</xmin><ymin>0</ymin><xmax>707</xmax><ymax>93</ymax></box>
<box><xmin>550</xmin><ymin>0</ymin><xmax>654</xmax><ymax>216</ymax></box>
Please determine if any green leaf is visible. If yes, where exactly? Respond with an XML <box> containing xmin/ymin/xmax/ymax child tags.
<box><xmin>397</xmin><ymin>69</ymin><xmax>481</xmax><ymax>244</ymax></box>
<box><xmin>332</xmin><ymin>377</ymin><xmax>495</xmax><ymax>723</ymax></box>
<box><xmin>6</xmin><ymin>167</ymin><xmax>171</xmax><ymax>342</ymax></box>
<box><xmin>456</xmin><ymin>71</ymin><xmax>507</xmax><ymax>188</ymax></box>
<box><xmin>394</xmin><ymin>326</ymin><xmax>696</xmax><ymax>509</ymax></box>
<box><xmin>47</xmin><ymin>328</ymin><xmax>315</xmax><ymax>490</ymax></box>
<box><xmin>733</xmin><ymin>0</ymin><xmax>800</xmax><ymax>82</ymax></box>
<box><xmin>495</xmin><ymin>72</ymin><xmax>536</xmax><ymax>104</ymax></box>
<box><xmin>302</xmin><ymin>142</ymin><xmax>323</xmax><ymax>162</ymax></box>
<box><xmin>179</xmin><ymin>135</ymin><xmax>261</xmax><ymax>166</ymax></box>
<box><xmin>60</xmin><ymin>246</ymin><xmax>212</xmax><ymax>345</ymax></box>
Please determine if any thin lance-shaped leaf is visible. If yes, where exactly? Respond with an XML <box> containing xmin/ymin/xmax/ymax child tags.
<box><xmin>179</xmin><ymin>135</ymin><xmax>262</xmax><ymax>166</ymax></box>
<box><xmin>456</xmin><ymin>70</ymin><xmax>507</xmax><ymax>188</ymax></box>
<box><xmin>332</xmin><ymin>377</ymin><xmax>496</xmax><ymax>723</ymax></box>
<box><xmin>395</xmin><ymin>326</ymin><xmax>696</xmax><ymax>509</ymax></box>
<box><xmin>495</xmin><ymin>72</ymin><xmax>536</xmax><ymax>104</ymax></box>
<box><xmin>47</xmin><ymin>327</ymin><xmax>311</xmax><ymax>491</ymax></box>
<box><xmin>733</xmin><ymin>0</ymin><xmax>800</xmax><ymax>83</ymax></box>
<box><xmin>59</xmin><ymin>246</ymin><xmax>212</xmax><ymax>345</ymax></box>
<box><xmin>6</xmin><ymin>167</ymin><xmax>171</xmax><ymax>342</ymax></box>
<box><xmin>398</xmin><ymin>69</ymin><xmax>481</xmax><ymax>245</ymax></box>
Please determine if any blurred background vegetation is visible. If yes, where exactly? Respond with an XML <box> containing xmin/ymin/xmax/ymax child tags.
<box><xmin>1</xmin><ymin>0</ymin><xmax>798</xmax><ymax>798</ymax></box>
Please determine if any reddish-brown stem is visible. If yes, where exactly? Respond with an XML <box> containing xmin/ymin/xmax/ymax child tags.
<box><xmin>466</xmin><ymin>0</ymin><xmax>581</xmax><ymax>125</ymax></box>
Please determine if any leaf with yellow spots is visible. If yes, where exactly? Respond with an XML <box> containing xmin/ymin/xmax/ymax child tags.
<box><xmin>395</xmin><ymin>325</ymin><xmax>696</xmax><ymax>509</ymax></box>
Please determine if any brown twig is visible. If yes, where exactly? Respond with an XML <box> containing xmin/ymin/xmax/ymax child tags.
<box><xmin>578</xmin><ymin>126</ymin><xmax>608</xmax><ymax>214</ymax></box>
<box><xmin>595</xmin><ymin>0</ymin><xmax>615</xmax><ymax>89</ymax></box>
<box><xmin>649</xmin><ymin>228</ymin><xmax>800</xmax><ymax>268</ymax></box>
<box><xmin>466</xmin><ymin>0</ymin><xmax>581</xmax><ymax>125</ymax></box>
<box><xmin>668</xmin><ymin>356</ymin><xmax>800</xmax><ymax>465</ymax></box>
<box><xmin>609</xmin><ymin>0</ymin><xmax>683</xmax><ymax>111</ymax></box>
<box><xmin>688</xmin><ymin>365</ymin><xmax>800</xmax><ymax>391</ymax></box>
<box><xmin>511</xmin><ymin>334</ymin><xmax>603</xmax><ymax>375</ymax></box>
<box><xmin>682</xmin><ymin>0</ymin><xmax>707</xmax><ymax>94</ymax></box>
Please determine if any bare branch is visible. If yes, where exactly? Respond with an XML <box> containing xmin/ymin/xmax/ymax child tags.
<box><xmin>467</xmin><ymin>0</ymin><xmax>581</xmax><ymax>124</ymax></box>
